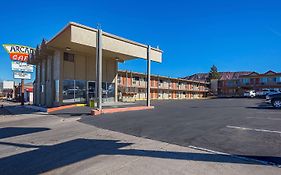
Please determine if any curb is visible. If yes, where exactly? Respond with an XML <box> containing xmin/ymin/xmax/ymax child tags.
<box><xmin>91</xmin><ymin>106</ymin><xmax>155</xmax><ymax>116</ymax></box>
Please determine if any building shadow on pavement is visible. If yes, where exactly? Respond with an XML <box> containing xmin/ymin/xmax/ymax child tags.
<box><xmin>1</xmin><ymin>105</ymin><xmax>42</xmax><ymax>115</ymax></box>
<box><xmin>0</xmin><ymin>138</ymin><xmax>278</xmax><ymax>175</ymax></box>
<box><xmin>0</xmin><ymin>127</ymin><xmax>50</xmax><ymax>139</ymax></box>
<box><xmin>246</xmin><ymin>103</ymin><xmax>279</xmax><ymax>110</ymax></box>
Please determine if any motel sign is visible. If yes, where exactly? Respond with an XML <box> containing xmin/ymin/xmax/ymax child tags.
<box><xmin>3</xmin><ymin>44</ymin><xmax>35</xmax><ymax>62</ymax></box>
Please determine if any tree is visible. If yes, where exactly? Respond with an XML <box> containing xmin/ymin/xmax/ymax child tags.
<box><xmin>207</xmin><ymin>65</ymin><xmax>220</xmax><ymax>82</ymax></box>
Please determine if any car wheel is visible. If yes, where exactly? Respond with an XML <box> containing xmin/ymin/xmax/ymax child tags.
<box><xmin>272</xmin><ymin>99</ymin><xmax>281</xmax><ymax>109</ymax></box>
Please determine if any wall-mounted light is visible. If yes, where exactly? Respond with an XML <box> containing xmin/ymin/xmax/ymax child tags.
<box><xmin>115</xmin><ymin>57</ymin><xmax>124</xmax><ymax>63</ymax></box>
<box><xmin>65</xmin><ymin>47</ymin><xmax>71</xmax><ymax>51</ymax></box>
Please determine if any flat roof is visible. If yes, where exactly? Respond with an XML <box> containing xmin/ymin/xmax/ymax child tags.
<box><xmin>45</xmin><ymin>22</ymin><xmax>163</xmax><ymax>63</ymax></box>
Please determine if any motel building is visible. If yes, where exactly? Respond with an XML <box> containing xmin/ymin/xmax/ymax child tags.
<box><xmin>29</xmin><ymin>22</ymin><xmax>162</xmax><ymax>108</ymax></box>
<box><xmin>117</xmin><ymin>70</ymin><xmax>209</xmax><ymax>102</ymax></box>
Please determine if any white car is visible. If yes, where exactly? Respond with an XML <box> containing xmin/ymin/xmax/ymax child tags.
<box><xmin>244</xmin><ymin>90</ymin><xmax>256</xmax><ymax>98</ymax></box>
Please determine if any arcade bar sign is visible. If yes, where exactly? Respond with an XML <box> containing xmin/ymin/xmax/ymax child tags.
<box><xmin>2</xmin><ymin>44</ymin><xmax>35</xmax><ymax>62</ymax></box>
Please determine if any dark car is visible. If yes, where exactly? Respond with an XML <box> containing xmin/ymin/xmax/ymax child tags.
<box><xmin>266</xmin><ymin>92</ymin><xmax>281</xmax><ymax>109</ymax></box>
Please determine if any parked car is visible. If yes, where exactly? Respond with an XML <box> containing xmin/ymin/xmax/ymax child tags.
<box><xmin>244</xmin><ymin>90</ymin><xmax>256</xmax><ymax>98</ymax></box>
<box><xmin>256</xmin><ymin>89</ymin><xmax>270</xmax><ymax>96</ymax></box>
<box><xmin>266</xmin><ymin>92</ymin><xmax>281</xmax><ymax>109</ymax></box>
<box><xmin>256</xmin><ymin>89</ymin><xmax>280</xmax><ymax>98</ymax></box>
<box><xmin>267</xmin><ymin>89</ymin><xmax>280</xmax><ymax>96</ymax></box>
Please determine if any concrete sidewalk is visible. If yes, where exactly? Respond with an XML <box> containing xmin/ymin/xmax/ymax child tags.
<box><xmin>0</xmin><ymin>110</ymin><xmax>280</xmax><ymax>174</ymax></box>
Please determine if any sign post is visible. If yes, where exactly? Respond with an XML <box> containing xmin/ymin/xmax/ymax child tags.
<box><xmin>2</xmin><ymin>44</ymin><xmax>34</xmax><ymax>106</ymax></box>
<box><xmin>13</xmin><ymin>70</ymin><xmax>32</xmax><ymax>106</ymax></box>
<box><xmin>21</xmin><ymin>79</ymin><xmax>24</xmax><ymax>105</ymax></box>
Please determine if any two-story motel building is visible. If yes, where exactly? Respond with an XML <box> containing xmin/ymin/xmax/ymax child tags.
<box><xmin>118</xmin><ymin>70</ymin><xmax>209</xmax><ymax>101</ymax></box>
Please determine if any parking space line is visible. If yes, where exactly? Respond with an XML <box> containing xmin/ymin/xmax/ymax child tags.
<box><xmin>247</xmin><ymin>117</ymin><xmax>281</xmax><ymax>121</ymax></box>
<box><xmin>227</xmin><ymin>125</ymin><xmax>281</xmax><ymax>134</ymax></box>
<box><xmin>188</xmin><ymin>145</ymin><xmax>277</xmax><ymax>167</ymax></box>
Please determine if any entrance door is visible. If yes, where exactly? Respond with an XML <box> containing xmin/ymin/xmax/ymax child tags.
<box><xmin>87</xmin><ymin>81</ymin><xmax>96</xmax><ymax>102</ymax></box>
<box><xmin>87</xmin><ymin>81</ymin><xmax>115</xmax><ymax>103</ymax></box>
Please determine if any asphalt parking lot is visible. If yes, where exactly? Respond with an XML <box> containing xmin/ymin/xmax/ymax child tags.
<box><xmin>80</xmin><ymin>98</ymin><xmax>281</xmax><ymax>166</ymax></box>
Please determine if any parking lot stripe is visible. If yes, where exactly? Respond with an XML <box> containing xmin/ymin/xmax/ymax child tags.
<box><xmin>246</xmin><ymin>117</ymin><xmax>281</xmax><ymax>121</ymax></box>
<box><xmin>226</xmin><ymin>125</ymin><xmax>281</xmax><ymax>134</ymax></box>
<box><xmin>188</xmin><ymin>145</ymin><xmax>277</xmax><ymax>167</ymax></box>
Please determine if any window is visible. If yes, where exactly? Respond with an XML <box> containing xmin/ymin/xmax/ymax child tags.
<box><xmin>117</xmin><ymin>76</ymin><xmax>121</xmax><ymax>84</ymax></box>
<box><xmin>75</xmin><ymin>80</ymin><xmax>86</xmax><ymax>102</ymax></box>
<box><xmin>64</xmin><ymin>52</ymin><xmax>74</xmax><ymax>62</ymax></box>
<box><xmin>242</xmin><ymin>78</ymin><xmax>250</xmax><ymax>85</ymax></box>
<box><xmin>260</xmin><ymin>77</ymin><xmax>268</xmax><ymax>84</ymax></box>
<box><xmin>107</xmin><ymin>83</ymin><xmax>115</xmax><ymax>99</ymax></box>
<box><xmin>133</xmin><ymin>77</ymin><xmax>139</xmax><ymax>84</ymax></box>
<box><xmin>227</xmin><ymin>81</ymin><xmax>233</xmax><ymax>87</ymax></box>
<box><xmin>133</xmin><ymin>76</ymin><xmax>140</xmax><ymax>81</ymax></box>
<box><xmin>63</xmin><ymin>80</ymin><xmax>86</xmax><ymax>103</ymax></box>
<box><xmin>276</xmin><ymin>77</ymin><xmax>281</xmax><ymax>83</ymax></box>
<box><xmin>63</xmin><ymin>80</ymin><xmax>75</xmax><ymax>103</ymax></box>
<box><xmin>55</xmin><ymin>80</ymin><xmax>59</xmax><ymax>102</ymax></box>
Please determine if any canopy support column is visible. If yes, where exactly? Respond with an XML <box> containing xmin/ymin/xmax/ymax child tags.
<box><xmin>146</xmin><ymin>45</ymin><xmax>151</xmax><ymax>107</ymax></box>
<box><xmin>96</xmin><ymin>29</ymin><xmax>103</xmax><ymax>110</ymax></box>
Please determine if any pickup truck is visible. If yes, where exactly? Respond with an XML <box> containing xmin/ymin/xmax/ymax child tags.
<box><xmin>266</xmin><ymin>92</ymin><xmax>281</xmax><ymax>109</ymax></box>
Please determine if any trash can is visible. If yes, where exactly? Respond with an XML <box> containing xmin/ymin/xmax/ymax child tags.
<box><xmin>89</xmin><ymin>98</ymin><xmax>95</xmax><ymax>108</ymax></box>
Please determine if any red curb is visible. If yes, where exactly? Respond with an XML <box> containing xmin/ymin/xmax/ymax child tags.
<box><xmin>91</xmin><ymin>106</ymin><xmax>154</xmax><ymax>116</ymax></box>
<box><xmin>47</xmin><ymin>104</ymin><xmax>78</xmax><ymax>113</ymax></box>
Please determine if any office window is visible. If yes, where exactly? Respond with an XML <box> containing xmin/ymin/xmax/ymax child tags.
<box><xmin>64</xmin><ymin>52</ymin><xmax>75</xmax><ymax>62</ymax></box>
<box><xmin>107</xmin><ymin>83</ymin><xmax>115</xmax><ymax>99</ymax></box>
<box><xmin>63</xmin><ymin>80</ymin><xmax>75</xmax><ymax>103</ymax></box>
<box><xmin>75</xmin><ymin>80</ymin><xmax>86</xmax><ymax>103</ymax></box>
<box><xmin>62</xmin><ymin>80</ymin><xmax>86</xmax><ymax>103</ymax></box>
<box><xmin>55</xmin><ymin>80</ymin><xmax>59</xmax><ymax>102</ymax></box>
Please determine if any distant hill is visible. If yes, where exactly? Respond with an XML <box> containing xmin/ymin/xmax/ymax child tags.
<box><xmin>183</xmin><ymin>71</ymin><xmax>252</xmax><ymax>82</ymax></box>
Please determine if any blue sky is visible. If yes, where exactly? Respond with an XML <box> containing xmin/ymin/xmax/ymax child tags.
<box><xmin>1</xmin><ymin>0</ymin><xmax>281</xmax><ymax>82</ymax></box>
